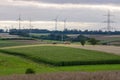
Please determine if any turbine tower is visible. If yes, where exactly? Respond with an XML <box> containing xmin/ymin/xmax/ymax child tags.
<box><xmin>54</xmin><ymin>16</ymin><xmax>58</xmax><ymax>31</ymax></box>
<box><xmin>63</xmin><ymin>18</ymin><xmax>67</xmax><ymax>31</ymax></box>
<box><xmin>29</xmin><ymin>19</ymin><xmax>32</xmax><ymax>33</ymax></box>
<box><xmin>29</xmin><ymin>18</ymin><xmax>33</xmax><ymax>34</ymax></box>
<box><xmin>18</xmin><ymin>14</ymin><xmax>22</xmax><ymax>30</ymax></box>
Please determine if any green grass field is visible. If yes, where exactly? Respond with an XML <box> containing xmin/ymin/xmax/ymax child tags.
<box><xmin>0</xmin><ymin>52</ymin><xmax>56</xmax><ymax>75</ymax></box>
<box><xmin>1</xmin><ymin>46</ymin><xmax>120</xmax><ymax>66</ymax></box>
<box><xmin>0</xmin><ymin>52</ymin><xmax>120</xmax><ymax>76</ymax></box>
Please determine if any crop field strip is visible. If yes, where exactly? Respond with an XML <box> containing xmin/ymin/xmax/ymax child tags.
<box><xmin>0</xmin><ymin>50</ymin><xmax>120</xmax><ymax>75</ymax></box>
<box><xmin>0</xmin><ymin>46</ymin><xmax>120</xmax><ymax>66</ymax></box>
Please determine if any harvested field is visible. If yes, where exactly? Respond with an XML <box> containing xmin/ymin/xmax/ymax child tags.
<box><xmin>67</xmin><ymin>34</ymin><xmax>120</xmax><ymax>41</ymax></box>
<box><xmin>0</xmin><ymin>71</ymin><xmax>120</xmax><ymax>80</ymax></box>
<box><xmin>85</xmin><ymin>35</ymin><xmax>120</xmax><ymax>41</ymax></box>
<box><xmin>64</xmin><ymin>45</ymin><xmax>120</xmax><ymax>55</ymax></box>
<box><xmin>0</xmin><ymin>33</ymin><xmax>20</xmax><ymax>38</ymax></box>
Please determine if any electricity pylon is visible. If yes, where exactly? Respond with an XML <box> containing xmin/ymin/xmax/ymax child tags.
<box><xmin>104</xmin><ymin>10</ymin><xmax>114</xmax><ymax>34</ymax></box>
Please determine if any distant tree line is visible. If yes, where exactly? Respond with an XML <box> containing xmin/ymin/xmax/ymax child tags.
<box><xmin>0</xmin><ymin>29</ymin><xmax>4</xmax><ymax>33</ymax></box>
<box><xmin>9</xmin><ymin>29</ymin><xmax>29</xmax><ymax>37</ymax></box>
<box><xmin>9</xmin><ymin>29</ymin><xmax>120</xmax><ymax>35</ymax></box>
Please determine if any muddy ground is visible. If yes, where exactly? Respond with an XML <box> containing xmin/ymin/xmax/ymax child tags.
<box><xmin>0</xmin><ymin>71</ymin><xmax>119</xmax><ymax>80</ymax></box>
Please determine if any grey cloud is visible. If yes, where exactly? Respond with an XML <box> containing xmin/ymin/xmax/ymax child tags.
<box><xmin>0</xmin><ymin>6</ymin><xmax>116</xmax><ymax>22</ymax></box>
<box><xmin>15</xmin><ymin>0</ymin><xmax>120</xmax><ymax>5</ymax></box>
<box><xmin>0</xmin><ymin>5</ymin><xmax>105</xmax><ymax>22</ymax></box>
<box><xmin>1</xmin><ymin>0</ymin><xmax>120</xmax><ymax>23</ymax></box>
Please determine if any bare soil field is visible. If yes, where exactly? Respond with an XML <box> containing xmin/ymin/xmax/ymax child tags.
<box><xmin>67</xmin><ymin>34</ymin><xmax>120</xmax><ymax>41</ymax></box>
<box><xmin>0</xmin><ymin>71</ymin><xmax>119</xmax><ymax>80</ymax></box>
<box><xmin>0</xmin><ymin>33</ymin><xmax>20</xmax><ymax>38</ymax></box>
<box><xmin>64</xmin><ymin>44</ymin><xmax>120</xmax><ymax>55</ymax></box>
<box><xmin>84</xmin><ymin>35</ymin><xmax>120</xmax><ymax>40</ymax></box>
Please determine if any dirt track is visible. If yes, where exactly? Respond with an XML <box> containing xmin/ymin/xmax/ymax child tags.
<box><xmin>0</xmin><ymin>71</ymin><xmax>120</xmax><ymax>80</ymax></box>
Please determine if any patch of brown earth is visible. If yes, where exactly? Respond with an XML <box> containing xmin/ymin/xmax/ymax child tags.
<box><xmin>0</xmin><ymin>71</ymin><xmax>119</xmax><ymax>80</ymax></box>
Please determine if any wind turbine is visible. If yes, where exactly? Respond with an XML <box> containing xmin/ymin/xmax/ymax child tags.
<box><xmin>29</xmin><ymin>18</ymin><xmax>34</xmax><ymax>34</ymax></box>
<box><xmin>18</xmin><ymin>14</ymin><xmax>22</xmax><ymax>30</ymax></box>
<box><xmin>29</xmin><ymin>18</ymin><xmax>32</xmax><ymax>33</ymax></box>
<box><xmin>63</xmin><ymin>18</ymin><xmax>67</xmax><ymax>31</ymax></box>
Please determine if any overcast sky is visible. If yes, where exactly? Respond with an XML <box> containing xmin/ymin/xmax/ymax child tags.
<box><xmin>0</xmin><ymin>0</ymin><xmax>120</xmax><ymax>30</ymax></box>
<box><xmin>1</xmin><ymin>0</ymin><xmax>120</xmax><ymax>21</ymax></box>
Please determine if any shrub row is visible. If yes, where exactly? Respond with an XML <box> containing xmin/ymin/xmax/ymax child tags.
<box><xmin>0</xmin><ymin>50</ymin><xmax>120</xmax><ymax>66</ymax></box>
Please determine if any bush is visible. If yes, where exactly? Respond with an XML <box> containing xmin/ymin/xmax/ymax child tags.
<box><xmin>88</xmin><ymin>38</ymin><xmax>99</xmax><ymax>45</ymax></box>
<box><xmin>25</xmin><ymin>68</ymin><xmax>35</xmax><ymax>74</ymax></box>
<box><xmin>80</xmin><ymin>40</ymin><xmax>86</xmax><ymax>46</ymax></box>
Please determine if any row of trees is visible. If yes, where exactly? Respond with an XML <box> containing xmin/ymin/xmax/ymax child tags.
<box><xmin>9</xmin><ymin>29</ymin><xmax>120</xmax><ymax>35</ymax></box>
<box><xmin>80</xmin><ymin>38</ymin><xmax>99</xmax><ymax>46</ymax></box>
<box><xmin>0</xmin><ymin>29</ymin><xmax>4</xmax><ymax>33</ymax></box>
<box><xmin>9</xmin><ymin>29</ymin><xmax>29</xmax><ymax>37</ymax></box>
